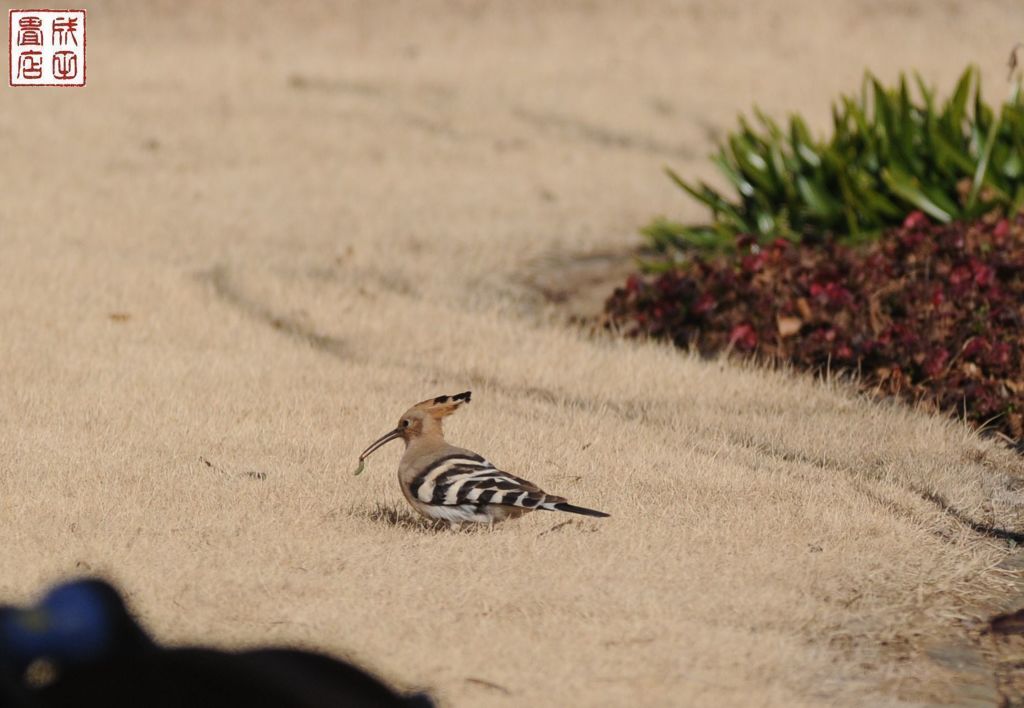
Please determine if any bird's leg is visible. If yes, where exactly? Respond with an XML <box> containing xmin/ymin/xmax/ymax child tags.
<box><xmin>448</xmin><ymin>521</ymin><xmax>462</xmax><ymax>531</ymax></box>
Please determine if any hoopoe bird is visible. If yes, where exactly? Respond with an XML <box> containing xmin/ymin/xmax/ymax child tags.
<box><xmin>356</xmin><ymin>392</ymin><xmax>609</xmax><ymax>529</ymax></box>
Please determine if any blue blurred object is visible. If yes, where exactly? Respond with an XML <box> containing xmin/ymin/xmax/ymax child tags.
<box><xmin>1</xmin><ymin>580</ymin><xmax>116</xmax><ymax>669</ymax></box>
<box><xmin>0</xmin><ymin>577</ymin><xmax>433</xmax><ymax>708</ymax></box>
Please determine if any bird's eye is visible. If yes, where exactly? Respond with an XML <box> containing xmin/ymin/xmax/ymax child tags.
<box><xmin>399</xmin><ymin>419</ymin><xmax>409</xmax><ymax>428</ymax></box>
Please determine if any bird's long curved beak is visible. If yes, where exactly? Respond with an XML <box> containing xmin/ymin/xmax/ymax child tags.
<box><xmin>358</xmin><ymin>428</ymin><xmax>403</xmax><ymax>462</ymax></box>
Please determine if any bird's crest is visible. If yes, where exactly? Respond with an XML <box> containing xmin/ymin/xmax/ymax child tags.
<box><xmin>411</xmin><ymin>391</ymin><xmax>471</xmax><ymax>419</ymax></box>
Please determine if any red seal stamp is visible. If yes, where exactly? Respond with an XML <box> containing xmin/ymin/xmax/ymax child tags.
<box><xmin>9</xmin><ymin>9</ymin><xmax>86</xmax><ymax>87</ymax></box>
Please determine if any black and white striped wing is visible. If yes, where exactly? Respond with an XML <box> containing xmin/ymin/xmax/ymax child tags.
<box><xmin>409</xmin><ymin>452</ymin><xmax>547</xmax><ymax>510</ymax></box>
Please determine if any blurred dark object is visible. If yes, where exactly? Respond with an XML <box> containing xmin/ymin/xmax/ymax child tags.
<box><xmin>0</xmin><ymin>578</ymin><xmax>433</xmax><ymax>708</ymax></box>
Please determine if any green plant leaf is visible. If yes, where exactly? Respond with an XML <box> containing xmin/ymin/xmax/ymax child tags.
<box><xmin>968</xmin><ymin>99</ymin><xmax>1002</xmax><ymax>208</ymax></box>
<box><xmin>882</xmin><ymin>167</ymin><xmax>953</xmax><ymax>221</ymax></box>
<box><xmin>871</xmin><ymin>76</ymin><xmax>895</xmax><ymax>140</ymax></box>
<box><xmin>944</xmin><ymin>67</ymin><xmax>974</xmax><ymax>137</ymax></box>
<box><xmin>795</xmin><ymin>175</ymin><xmax>840</xmax><ymax>219</ymax></box>
<box><xmin>914</xmin><ymin>72</ymin><xmax>935</xmax><ymax>114</ymax></box>
<box><xmin>928</xmin><ymin>128</ymin><xmax>975</xmax><ymax>174</ymax></box>
<box><xmin>666</xmin><ymin>169</ymin><xmax>756</xmax><ymax>233</ymax></box>
<box><xmin>728</xmin><ymin>134</ymin><xmax>777</xmax><ymax>194</ymax></box>
<box><xmin>790</xmin><ymin>116</ymin><xmax>822</xmax><ymax>167</ymax></box>
<box><xmin>836</xmin><ymin>171</ymin><xmax>860</xmax><ymax>235</ymax></box>
<box><xmin>850</xmin><ymin>174</ymin><xmax>904</xmax><ymax>222</ymax></box>
<box><xmin>711</xmin><ymin>151</ymin><xmax>755</xmax><ymax>198</ymax></box>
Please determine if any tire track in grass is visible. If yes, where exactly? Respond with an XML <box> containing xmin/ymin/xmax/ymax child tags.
<box><xmin>197</xmin><ymin>266</ymin><xmax>347</xmax><ymax>360</ymax></box>
<box><xmin>198</xmin><ymin>264</ymin><xmax>651</xmax><ymax>421</ymax></box>
<box><xmin>513</xmin><ymin>107</ymin><xmax>696</xmax><ymax>159</ymax></box>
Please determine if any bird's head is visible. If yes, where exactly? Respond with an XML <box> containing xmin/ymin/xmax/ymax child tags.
<box><xmin>356</xmin><ymin>392</ymin><xmax>471</xmax><ymax>469</ymax></box>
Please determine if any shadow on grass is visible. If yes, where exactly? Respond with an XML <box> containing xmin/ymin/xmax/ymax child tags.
<box><xmin>359</xmin><ymin>504</ymin><xmax>449</xmax><ymax>533</ymax></box>
<box><xmin>356</xmin><ymin>504</ymin><xmax>510</xmax><ymax>535</ymax></box>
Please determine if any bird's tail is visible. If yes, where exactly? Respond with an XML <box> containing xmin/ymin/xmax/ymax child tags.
<box><xmin>540</xmin><ymin>496</ymin><xmax>610</xmax><ymax>518</ymax></box>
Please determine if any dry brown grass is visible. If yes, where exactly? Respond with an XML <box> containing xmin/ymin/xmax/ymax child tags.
<box><xmin>3</xmin><ymin>1</ymin><xmax>1024</xmax><ymax>705</ymax></box>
